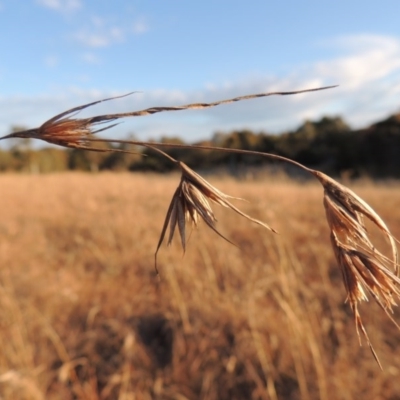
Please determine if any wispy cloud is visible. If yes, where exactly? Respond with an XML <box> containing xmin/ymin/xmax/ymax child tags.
<box><xmin>72</xmin><ymin>15</ymin><xmax>149</xmax><ymax>48</ymax></box>
<box><xmin>2</xmin><ymin>34</ymin><xmax>400</xmax><ymax>142</ymax></box>
<box><xmin>315</xmin><ymin>35</ymin><xmax>400</xmax><ymax>89</ymax></box>
<box><xmin>81</xmin><ymin>52</ymin><xmax>100</xmax><ymax>64</ymax></box>
<box><xmin>44</xmin><ymin>55</ymin><xmax>59</xmax><ymax>68</ymax></box>
<box><xmin>73</xmin><ymin>33</ymin><xmax>109</xmax><ymax>48</ymax></box>
<box><xmin>36</xmin><ymin>0</ymin><xmax>81</xmax><ymax>12</ymax></box>
<box><xmin>132</xmin><ymin>19</ymin><xmax>149</xmax><ymax>35</ymax></box>
<box><xmin>72</xmin><ymin>14</ymin><xmax>128</xmax><ymax>48</ymax></box>
<box><xmin>73</xmin><ymin>27</ymin><xmax>125</xmax><ymax>47</ymax></box>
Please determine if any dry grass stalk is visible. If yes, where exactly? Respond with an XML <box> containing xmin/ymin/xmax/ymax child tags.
<box><xmin>0</xmin><ymin>86</ymin><xmax>336</xmax><ymax>151</ymax></box>
<box><xmin>155</xmin><ymin>161</ymin><xmax>276</xmax><ymax>269</ymax></box>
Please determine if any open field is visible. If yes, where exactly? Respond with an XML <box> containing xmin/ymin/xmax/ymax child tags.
<box><xmin>1</xmin><ymin>172</ymin><xmax>400</xmax><ymax>399</ymax></box>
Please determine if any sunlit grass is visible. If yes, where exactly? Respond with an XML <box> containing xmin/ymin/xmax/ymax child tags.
<box><xmin>0</xmin><ymin>172</ymin><xmax>399</xmax><ymax>399</ymax></box>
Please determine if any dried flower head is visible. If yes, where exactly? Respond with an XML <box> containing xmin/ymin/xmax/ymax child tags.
<box><xmin>330</xmin><ymin>232</ymin><xmax>400</xmax><ymax>369</ymax></box>
<box><xmin>312</xmin><ymin>170</ymin><xmax>400</xmax><ymax>367</ymax></box>
<box><xmin>155</xmin><ymin>162</ymin><xmax>276</xmax><ymax>269</ymax></box>
<box><xmin>0</xmin><ymin>93</ymin><xmax>133</xmax><ymax>152</ymax></box>
<box><xmin>313</xmin><ymin>170</ymin><xmax>398</xmax><ymax>271</ymax></box>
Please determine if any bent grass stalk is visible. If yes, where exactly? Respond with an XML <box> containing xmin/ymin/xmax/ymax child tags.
<box><xmin>1</xmin><ymin>85</ymin><xmax>398</xmax><ymax>367</ymax></box>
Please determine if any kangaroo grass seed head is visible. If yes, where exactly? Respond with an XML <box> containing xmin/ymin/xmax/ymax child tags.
<box><xmin>179</xmin><ymin>162</ymin><xmax>277</xmax><ymax>233</ymax></box>
<box><xmin>330</xmin><ymin>232</ymin><xmax>400</xmax><ymax>369</ymax></box>
<box><xmin>0</xmin><ymin>93</ymin><xmax>133</xmax><ymax>151</ymax></box>
<box><xmin>154</xmin><ymin>162</ymin><xmax>277</xmax><ymax>271</ymax></box>
<box><xmin>313</xmin><ymin>169</ymin><xmax>400</xmax><ymax>367</ymax></box>
<box><xmin>314</xmin><ymin>170</ymin><xmax>398</xmax><ymax>273</ymax></box>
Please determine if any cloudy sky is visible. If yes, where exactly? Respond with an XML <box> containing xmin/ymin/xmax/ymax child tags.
<box><xmin>1</xmin><ymin>1</ymin><xmax>400</xmax><ymax>142</ymax></box>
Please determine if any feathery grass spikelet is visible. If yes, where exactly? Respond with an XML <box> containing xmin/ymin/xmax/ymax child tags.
<box><xmin>0</xmin><ymin>93</ymin><xmax>133</xmax><ymax>152</ymax></box>
<box><xmin>155</xmin><ymin>161</ymin><xmax>277</xmax><ymax>269</ymax></box>
<box><xmin>313</xmin><ymin>170</ymin><xmax>398</xmax><ymax>270</ymax></box>
<box><xmin>330</xmin><ymin>232</ymin><xmax>400</xmax><ymax>368</ymax></box>
<box><xmin>312</xmin><ymin>170</ymin><xmax>400</xmax><ymax>367</ymax></box>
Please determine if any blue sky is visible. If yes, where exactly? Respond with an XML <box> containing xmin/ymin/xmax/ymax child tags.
<box><xmin>1</xmin><ymin>1</ymin><xmax>400</xmax><ymax>142</ymax></box>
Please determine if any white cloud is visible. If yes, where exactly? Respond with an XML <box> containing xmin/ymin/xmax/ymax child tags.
<box><xmin>2</xmin><ymin>34</ymin><xmax>400</xmax><ymax>142</ymax></box>
<box><xmin>36</xmin><ymin>0</ymin><xmax>81</xmax><ymax>12</ymax></box>
<box><xmin>81</xmin><ymin>52</ymin><xmax>100</xmax><ymax>64</ymax></box>
<box><xmin>73</xmin><ymin>32</ymin><xmax>109</xmax><ymax>47</ymax></box>
<box><xmin>132</xmin><ymin>19</ymin><xmax>149</xmax><ymax>35</ymax></box>
<box><xmin>109</xmin><ymin>27</ymin><xmax>124</xmax><ymax>41</ymax></box>
<box><xmin>73</xmin><ymin>27</ymin><xmax>125</xmax><ymax>48</ymax></box>
<box><xmin>44</xmin><ymin>55</ymin><xmax>59</xmax><ymax>68</ymax></box>
<box><xmin>72</xmin><ymin>18</ymin><xmax>127</xmax><ymax>48</ymax></box>
<box><xmin>91</xmin><ymin>15</ymin><xmax>105</xmax><ymax>28</ymax></box>
<box><xmin>72</xmin><ymin>15</ymin><xmax>149</xmax><ymax>48</ymax></box>
<box><xmin>315</xmin><ymin>35</ymin><xmax>400</xmax><ymax>89</ymax></box>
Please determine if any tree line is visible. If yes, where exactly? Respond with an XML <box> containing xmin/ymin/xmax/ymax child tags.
<box><xmin>2</xmin><ymin>112</ymin><xmax>400</xmax><ymax>177</ymax></box>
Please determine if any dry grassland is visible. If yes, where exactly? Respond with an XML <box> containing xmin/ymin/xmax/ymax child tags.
<box><xmin>0</xmin><ymin>172</ymin><xmax>400</xmax><ymax>400</ymax></box>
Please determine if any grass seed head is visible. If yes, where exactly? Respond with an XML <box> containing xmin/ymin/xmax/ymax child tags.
<box><xmin>316</xmin><ymin>169</ymin><xmax>400</xmax><ymax>367</ymax></box>
<box><xmin>155</xmin><ymin>162</ymin><xmax>276</xmax><ymax>270</ymax></box>
<box><xmin>330</xmin><ymin>231</ymin><xmax>400</xmax><ymax>368</ymax></box>
<box><xmin>315</xmin><ymin>170</ymin><xmax>398</xmax><ymax>273</ymax></box>
<box><xmin>0</xmin><ymin>94</ymin><xmax>129</xmax><ymax>151</ymax></box>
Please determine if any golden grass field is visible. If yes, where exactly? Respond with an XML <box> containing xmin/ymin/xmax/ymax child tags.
<box><xmin>1</xmin><ymin>172</ymin><xmax>400</xmax><ymax>400</ymax></box>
